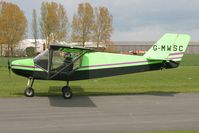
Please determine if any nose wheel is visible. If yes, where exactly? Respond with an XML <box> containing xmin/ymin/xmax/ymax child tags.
<box><xmin>24</xmin><ymin>87</ymin><xmax>34</xmax><ymax>97</ymax></box>
<box><xmin>24</xmin><ymin>77</ymin><xmax>35</xmax><ymax>97</ymax></box>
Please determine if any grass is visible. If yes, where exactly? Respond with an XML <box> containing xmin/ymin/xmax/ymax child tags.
<box><xmin>181</xmin><ymin>54</ymin><xmax>199</xmax><ymax>66</ymax></box>
<box><xmin>0</xmin><ymin>54</ymin><xmax>199</xmax><ymax>97</ymax></box>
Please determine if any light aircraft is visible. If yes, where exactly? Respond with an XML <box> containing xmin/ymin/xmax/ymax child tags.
<box><xmin>9</xmin><ymin>33</ymin><xmax>191</xmax><ymax>99</ymax></box>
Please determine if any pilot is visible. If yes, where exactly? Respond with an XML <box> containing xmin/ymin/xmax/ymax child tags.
<box><xmin>63</xmin><ymin>53</ymin><xmax>73</xmax><ymax>71</ymax></box>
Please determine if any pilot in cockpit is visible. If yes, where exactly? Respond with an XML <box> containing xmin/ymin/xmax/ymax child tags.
<box><xmin>63</xmin><ymin>52</ymin><xmax>73</xmax><ymax>71</ymax></box>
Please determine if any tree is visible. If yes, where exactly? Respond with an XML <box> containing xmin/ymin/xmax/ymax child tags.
<box><xmin>26</xmin><ymin>47</ymin><xmax>36</xmax><ymax>57</ymax></box>
<box><xmin>93</xmin><ymin>7</ymin><xmax>113</xmax><ymax>48</ymax></box>
<box><xmin>0</xmin><ymin>35</ymin><xmax>3</xmax><ymax>55</ymax></box>
<box><xmin>72</xmin><ymin>3</ymin><xmax>94</xmax><ymax>47</ymax></box>
<box><xmin>0</xmin><ymin>35</ymin><xmax>3</xmax><ymax>56</ymax></box>
<box><xmin>0</xmin><ymin>2</ymin><xmax>27</xmax><ymax>56</ymax></box>
<box><xmin>0</xmin><ymin>3</ymin><xmax>3</xmax><ymax>56</ymax></box>
<box><xmin>32</xmin><ymin>9</ymin><xmax>38</xmax><ymax>52</ymax></box>
<box><xmin>40</xmin><ymin>2</ymin><xmax>68</xmax><ymax>50</ymax></box>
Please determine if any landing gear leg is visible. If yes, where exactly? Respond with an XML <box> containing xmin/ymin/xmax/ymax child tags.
<box><xmin>62</xmin><ymin>81</ymin><xmax>73</xmax><ymax>99</ymax></box>
<box><xmin>24</xmin><ymin>77</ymin><xmax>35</xmax><ymax>97</ymax></box>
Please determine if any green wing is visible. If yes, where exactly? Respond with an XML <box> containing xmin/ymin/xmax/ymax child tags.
<box><xmin>50</xmin><ymin>44</ymin><xmax>94</xmax><ymax>53</ymax></box>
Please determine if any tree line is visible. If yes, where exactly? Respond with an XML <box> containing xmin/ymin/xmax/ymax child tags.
<box><xmin>0</xmin><ymin>1</ymin><xmax>113</xmax><ymax>56</ymax></box>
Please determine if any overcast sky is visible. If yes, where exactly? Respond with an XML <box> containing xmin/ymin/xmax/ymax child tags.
<box><xmin>6</xmin><ymin>0</ymin><xmax>199</xmax><ymax>41</ymax></box>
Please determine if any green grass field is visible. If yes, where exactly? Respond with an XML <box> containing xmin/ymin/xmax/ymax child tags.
<box><xmin>0</xmin><ymin>54</ymin><xmax>199</xmax><ymax>97</ymax></box>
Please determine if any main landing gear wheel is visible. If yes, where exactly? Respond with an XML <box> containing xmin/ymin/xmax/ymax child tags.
<box><xmin>24</xmin><ymin>87</ymin><xmax>34</xmax><ymax>97</ymax></box>
<box><xmin>62</xmin><ymin>86</ymin><xmax>73</xmax><ymax>99</ymax></box>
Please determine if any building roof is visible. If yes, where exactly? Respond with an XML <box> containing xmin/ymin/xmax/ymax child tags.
<box><xmin>113</xmin><ymin>41</ymin><xmax>199</xmax><ymax>46</ymax></box>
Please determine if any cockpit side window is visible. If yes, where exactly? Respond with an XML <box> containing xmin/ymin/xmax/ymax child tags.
<box><xmin>51</xmin><ymin>51</ymin><xmax>69</xmax><ymax>71</ymax></box>
<box><xmin>50</xmin><ymin>51</ymin><xmax>81</xmax><ymax>72</ymax></box>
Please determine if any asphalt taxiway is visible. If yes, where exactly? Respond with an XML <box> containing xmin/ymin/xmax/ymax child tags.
<box><xmin>0</xmin><ymin>93</ymin><xmax>199</xmax><ymax>133</ymax></box>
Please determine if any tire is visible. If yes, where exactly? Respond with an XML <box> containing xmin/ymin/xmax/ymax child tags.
<box><xmin>24</xmin><ymin>87</ymin><xmax>34</xmax><ymax>97</ymax></box>
<box><xmin>62</xmin><ymin>86</ymin><xmax>73</xmax><ymax>99</ymax></box>
<box><xmin>62</xmin><ymin>86</ymin><xmax>71</xmax><ymax>92</ymax></box>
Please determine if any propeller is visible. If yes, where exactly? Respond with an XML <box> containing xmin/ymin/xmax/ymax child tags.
<box><xmin>7</xmin><ymin>58</ymin><xmax>11</xmax><ymax>77</ymax></box>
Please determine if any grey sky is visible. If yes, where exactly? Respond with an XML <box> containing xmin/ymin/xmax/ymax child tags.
<box><xmin>6</xmin><ymin>0</ymin><xmax>199</xmax><ymax>41</ymax></box>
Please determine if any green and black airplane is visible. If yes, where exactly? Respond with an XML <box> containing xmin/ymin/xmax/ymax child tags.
<box><xmin>10</xmin><ymin>33</ymin><xmax>191</xmax><ymax>99</ymax></box>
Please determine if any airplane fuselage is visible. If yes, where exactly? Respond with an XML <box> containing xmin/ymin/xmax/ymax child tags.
<box><xmin>11</xmin><ymin>51</ymin><xmax>180</xmax><ymax>81</ymax></box>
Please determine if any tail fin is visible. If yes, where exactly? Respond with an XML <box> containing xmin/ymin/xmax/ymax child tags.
<box><xmin>144</xmin><ymin>33</ymin><xmax>191</xmax><ymax>62</ymax></box>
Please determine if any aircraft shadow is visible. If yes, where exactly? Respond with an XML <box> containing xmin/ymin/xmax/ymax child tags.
<box><xmin>13</xmin><ymin>86</ymin><xmax>179</xmax><ymax>107</ymax></box>
<box><xmin>47</xmin><ymin>86</ymin><xmax>96</xmax><ymax>107</ymax></box>
<box><xmin>46</xmin><ymin>89</ymin><xmax>179</xmax><ymax>108</ymax></box>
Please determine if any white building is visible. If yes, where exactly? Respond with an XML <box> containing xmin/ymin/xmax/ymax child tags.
<box><xmin>17</xmin><ymin>39</ymin><xmax>106</xmax><ymax>53</ymax></box>
<box><xmin>0</xmin><ymin>39</ymin><xmax>106</xmax><ymax>56</ymax></box>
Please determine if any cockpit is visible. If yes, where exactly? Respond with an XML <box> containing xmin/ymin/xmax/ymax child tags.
<box><xmin>33</xmin><ymin>44</ymin><xmax>92</xmax><ymax>79</ymax></box>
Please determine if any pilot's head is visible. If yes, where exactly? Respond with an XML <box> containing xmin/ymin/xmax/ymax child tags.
<box><xmin>64</xmin><ymin>52</ymin><xmax>71</xmax><ymax>58</ymax></box>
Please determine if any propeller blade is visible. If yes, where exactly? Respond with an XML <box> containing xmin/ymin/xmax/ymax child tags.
<box><xmin>7</xmin><ymin>59</ymin><xmax>11</xmax><ymax>77</ymax></box>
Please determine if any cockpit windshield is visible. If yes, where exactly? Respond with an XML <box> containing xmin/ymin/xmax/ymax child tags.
<box><xmin>34</xmin><ymin>49</ymin><xmax>49</xmax><ymax>71</ymax></box>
